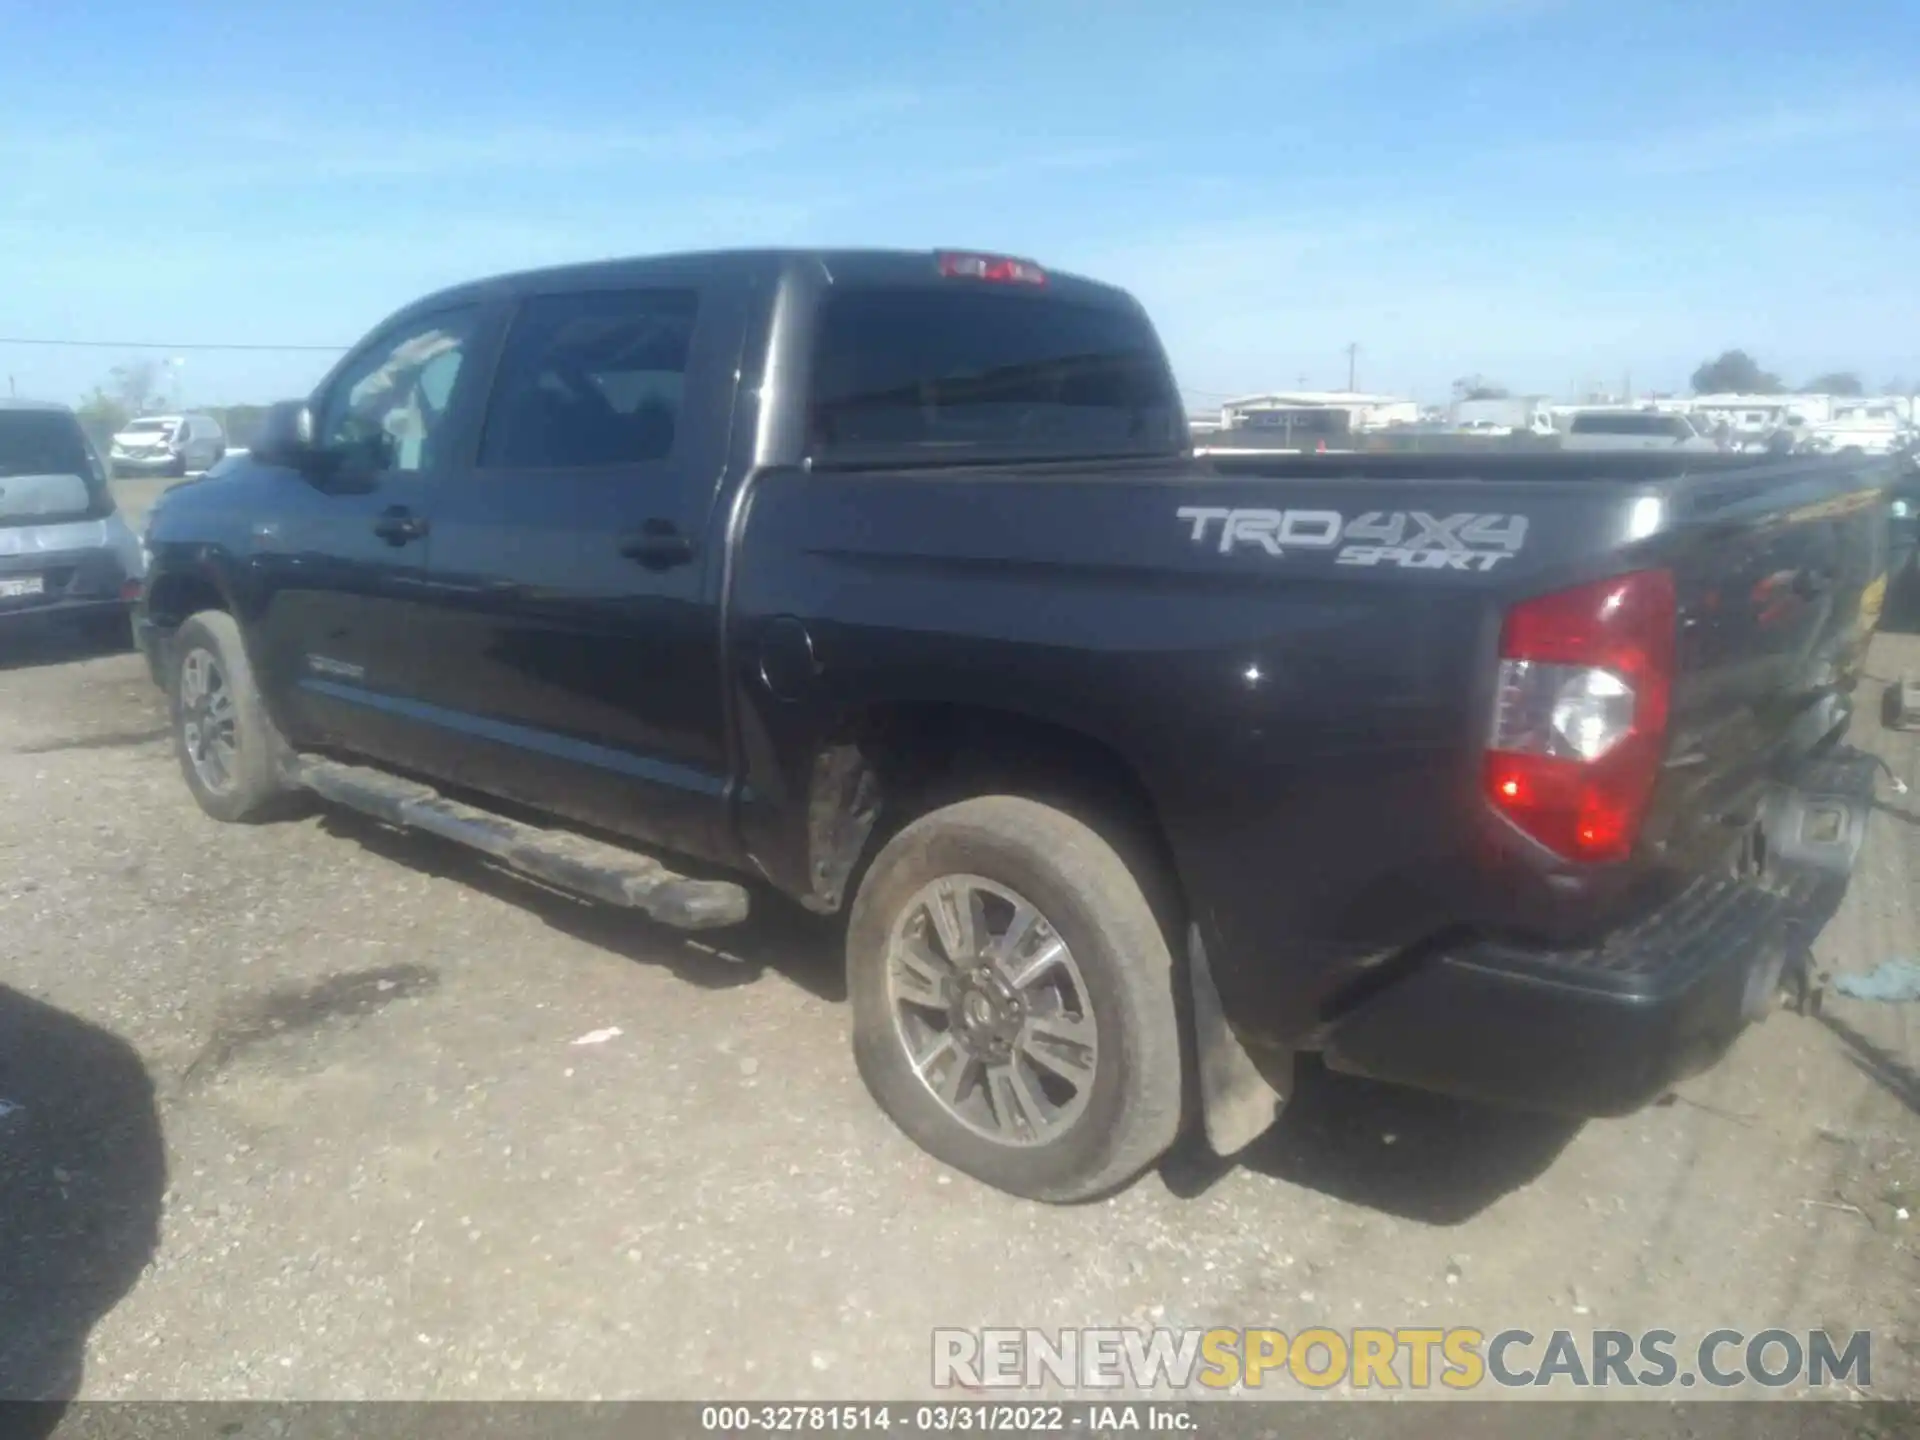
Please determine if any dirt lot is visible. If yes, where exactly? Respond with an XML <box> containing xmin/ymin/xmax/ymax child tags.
<box><xmin>2</xmin><ymin>494</ymin><xmax>1918</xmax><ymax>1402</ymax></box>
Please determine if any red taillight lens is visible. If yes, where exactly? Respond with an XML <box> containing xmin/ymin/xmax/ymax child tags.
<box><xmin>936</xmin><ymin>251</ymin><xmax>1047</xmax><ymax>285</ymax></box>
<box><xmin>1484</xmin><ymin>569</ymin><xmax>1676</xmax><ymax>863</ymax></box>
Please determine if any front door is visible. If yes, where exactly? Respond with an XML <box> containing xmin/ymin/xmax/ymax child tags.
<box><xmin>402</xmin><ymin>279</ymin><xmax>749</xmax><ymax>862</ymax></box>
<box><xmin>246</xmin><ymin>302</ymin><xmax>495</xmax><ymax>772</ymax></box>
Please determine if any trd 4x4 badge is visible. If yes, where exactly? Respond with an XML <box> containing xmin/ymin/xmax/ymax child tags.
<box><xmin>1177</xmin><ymin>507</ymin><xmax>1529</xmax><ymax>571</ymax></box>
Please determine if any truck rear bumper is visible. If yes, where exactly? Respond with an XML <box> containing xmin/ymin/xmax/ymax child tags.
<box><xmin>1318</xmin><ymin>747</ymin><xmax>1877</xmax><ymax>1117</ymax></box>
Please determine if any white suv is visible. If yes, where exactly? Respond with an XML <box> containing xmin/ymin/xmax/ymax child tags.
<box><xmin>109</xmin><ymin>412</ymin><xmax>227</xmax><ymax>477</ymax></box>
<box><xmin>1562</xmin><ymin>409</ymin><xmax>1721</xmax><ymax>453</ymax></box>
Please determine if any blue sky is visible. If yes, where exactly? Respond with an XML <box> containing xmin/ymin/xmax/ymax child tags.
<box><xmin>4</xmin><ymin>0</ymin><xmax>1918</xmax><ymax>411</ymax></box>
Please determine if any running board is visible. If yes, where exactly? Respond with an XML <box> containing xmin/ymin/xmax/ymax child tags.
<box><xmin>292</xmin><ymin>756</ymin><xmax>751</xmax><ymax>930</ymax></box>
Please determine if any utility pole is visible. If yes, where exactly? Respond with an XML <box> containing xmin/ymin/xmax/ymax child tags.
<box><xmin>1345</xmin><ymin>343</ymin><xmax>1359</xmax><ymax>393</ymax></box>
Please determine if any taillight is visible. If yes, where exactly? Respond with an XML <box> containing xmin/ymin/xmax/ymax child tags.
<box><xmin>1484</xmin><ymin>569</ymin><xmax>1677</xmax><ymax>864</ymax></box>
<box><xmin>936</xmin><ymin>251</ymin><xmax>1047</xmax><ymax>285</ymax></box>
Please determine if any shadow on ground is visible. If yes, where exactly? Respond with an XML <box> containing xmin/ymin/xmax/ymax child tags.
<box><xmin>0</xmin><ymin>616</ymin><xmax>132</xmax><ymax>674</ymax></box>
<box><xmin>316</xmin><ymin>808</ymin><xmax>848</xmax><ymax>1003</ymax></box>
<box><xmin>313</xmin><ymin>804</ymin><xmax>1578</xmax><ymax>1218</ymax></box>
<box><xmin>1161</xmin><ymin>1056</ymin><xmax>1580</xmax><ymax>1223</ymax></box>
<box><xmin>0</xmin><ymin>986</ymin><xmax>166</xmax><ymax>1429</ymax></box>
<box><xmin>1818</xmin><ymin>1010</ymin><xmax>1920</xmax><ymax>1118</ymax></box>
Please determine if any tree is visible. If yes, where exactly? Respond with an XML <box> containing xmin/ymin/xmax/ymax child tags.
<box><xmin>107</xmin><ymin>358</ymin><xmax>161</xmax><ymax>415</ymax></box>
<box><xmin>1690</xmin><ymin>350</ymin><xmax>1782</xmax><ymax>396</ymax></box>
<box><xmin>74</xmin><ymin>387</ymin><xmax>128</xmax><ymax>435</ymax></box>
<box><xmin>1804</xmin><ymin>371</ymin><xmax>1864</xmax><ymax>396</ymax></box>
<box><xmin>1452</xmin><ymin>375</ymin><xmax>1510</xmax><ymax>401</ymax></box>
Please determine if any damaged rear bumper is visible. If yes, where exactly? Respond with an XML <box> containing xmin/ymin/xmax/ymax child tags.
<box><xmin>1317</xmin><ymin>747</ymin><xmax>1879</xmax><ymax>1117</ymax></box>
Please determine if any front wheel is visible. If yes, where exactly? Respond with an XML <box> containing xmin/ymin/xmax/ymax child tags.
<box><xmin>847</xmin><ymin>796</ymin><xmax>1185</xmax><ymax>1202</ymax></box>
<box><xmin>169</xmin><ymin>609</ymin><xmax>299</xmax><ymax>823</ymax></box>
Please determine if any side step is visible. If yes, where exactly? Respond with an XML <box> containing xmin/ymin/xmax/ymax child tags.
<box><xmin>292</xmin><ymin>756</ymin><xmax>751</xmax><ymax>930</ymax></box>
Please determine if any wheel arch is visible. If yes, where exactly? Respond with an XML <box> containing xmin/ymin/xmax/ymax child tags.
<box><xmin>810</xmin><ymin>701</ymin><xmax>1187</xmax><ymax>934</ymax></box>
<box><xmin>143</xmin><ymin>565</ymin><xmax>232</xmax><ymax>630</ymax></box>
<box><xmin>811</xmin><ymin>700</ymin><xmax>1290</xmax><ymax>1160</ymax></box>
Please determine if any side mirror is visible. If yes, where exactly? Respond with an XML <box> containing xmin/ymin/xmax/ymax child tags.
<box><xmin>251</xmin><ymin>400</ymin><xmax>318</xmax><ymax>469</ymax></box>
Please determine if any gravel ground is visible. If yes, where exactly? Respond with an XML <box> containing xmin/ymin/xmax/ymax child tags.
<box><xmin>2</xmin><ymin>538</ymin><xmax>1918</xmax><ymax>1404</ymax></box>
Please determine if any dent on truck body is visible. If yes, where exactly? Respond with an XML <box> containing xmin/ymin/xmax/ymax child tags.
<box><xmin>803</xmin><ymin>742</ymin><xmax>883</xmax><ymax>913</ymax></box>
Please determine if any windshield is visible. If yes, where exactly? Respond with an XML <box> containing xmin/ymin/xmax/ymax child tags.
<box><xmin>122</xmin><ymin>418</ymin><xmax>176</xmax><ymax>434</ymax></box>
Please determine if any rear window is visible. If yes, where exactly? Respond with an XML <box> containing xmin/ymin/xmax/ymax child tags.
<box><xmin>0</xmin><ymin>410</ymin><xmax>108</xmax><ymax>524</ymax></box>
<box><xmin>806</xmin><ymin>287</ymin><xmax>1181</xmax><ymax>464</ymax></box>
<box><xmin>1</xmin><ymin>410</ymin><xmax>94</xmax><ymax>478</ymax></box>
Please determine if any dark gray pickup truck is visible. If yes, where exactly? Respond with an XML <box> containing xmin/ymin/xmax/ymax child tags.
<box><xmin>137</xmin><ymin>248</ymin><xmax>1895</xmax><ymax>1201</ymax></box>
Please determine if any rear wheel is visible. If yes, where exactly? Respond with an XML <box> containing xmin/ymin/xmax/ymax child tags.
<box><xmin>169</xmin><ymin>609</ymin><xmax>298</xmax><ymax>823</ymax></box>
<box><xmin>847</xmin><ymin>796</ymin><xmax>1184</xmax><ymax>1202</ymax></box>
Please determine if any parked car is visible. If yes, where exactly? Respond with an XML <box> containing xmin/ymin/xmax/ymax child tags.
<box><xmin>109</xmin><ymin>412</ymin><xmax>226</xmax><ymax>477</ymax></box>
<box><xmin>1562</xmin><ymin>408</ymin><xmax>1721</xmax><ymax>452</ymax></box>
<box><xmin>0</xmin><ymin>399</ymin><xmax>146</xmax><ymax>643</ymax></box>
<box><xmin>137</xmin><ymin>248</ymin><xmax>1890</xmax><ymax>1202</ymax></box>
<box><xmin>1803</xmin><ymin>406</ymin><xmax>1909</xmax><ymax>458</ymax></box>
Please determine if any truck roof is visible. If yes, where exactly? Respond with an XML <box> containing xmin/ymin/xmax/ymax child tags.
<box><xmin>393</xmin><ymin>248</ymin><xmax>1140</xmax><ymax>324</ymax></box>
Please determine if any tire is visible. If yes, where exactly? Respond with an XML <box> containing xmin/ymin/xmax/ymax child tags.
<box><xmin>847</xmin><ymin>795</ymin><xmax>1185</xmax><ymax>1202</ymax></box>
<box><xmin>168</xmin><ymin>609</ymin><xmax>298</xmax><ymax>823</ymax></box>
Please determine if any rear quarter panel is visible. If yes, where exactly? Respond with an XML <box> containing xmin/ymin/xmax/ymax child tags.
<box><xmin>727</xmin><ymin>460</ymin><xmax>1712</xmax><ymax>1048</ymax></box>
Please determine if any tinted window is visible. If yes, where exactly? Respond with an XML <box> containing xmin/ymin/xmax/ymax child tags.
<box><xmin>479</xmin><ymin>289</ymin><xmax>697</xmax><ymax>470</ymax></box>
<box><xmin>0</xmin><ymin>411</ymin><xmax>107</xmax><ymax>524</ymax></box>
<box><xmin>0</xmin><ymin>410</ymin><xmax>93</xmax><ymax>478</ymax></box>
<box><xmin>807</xmin><ymin>287</ymin><xmax>1180</xmax><ymax>462</ymax></box>
<box><xmin>318</xmin><ymin>307</ymin><xmax>481</xmax><ymax>473</ymax></box>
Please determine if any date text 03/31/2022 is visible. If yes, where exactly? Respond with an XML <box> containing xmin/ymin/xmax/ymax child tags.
<box><xmin>699</xmin><ymin>1405</ymin><xmax>1191</xmax><ymax>1433</ymax></box>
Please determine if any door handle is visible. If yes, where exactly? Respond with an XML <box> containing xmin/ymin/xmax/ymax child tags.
<box><xmin>373</xmin><ymin>507</ymin><xmax>429</xmax><ymax>546</ymax></box>
<box><xmin>619</xmin><ymin>520</ymin><xmax>695</xmax><ymax>570</ymax></box>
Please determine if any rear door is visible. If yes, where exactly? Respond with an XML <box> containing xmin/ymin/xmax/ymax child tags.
<box><xmin>403</xmin><ymin>270</ymin><xmax>754</xmax><ymax>861</ymax></box>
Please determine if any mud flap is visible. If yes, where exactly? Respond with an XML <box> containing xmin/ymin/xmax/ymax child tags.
<box><xmin>1187</xmin><ymin>924</ymin><xmax>1287</xmax><ymax>1156</ymax></box>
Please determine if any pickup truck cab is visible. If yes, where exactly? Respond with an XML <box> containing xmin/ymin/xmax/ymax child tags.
<box><xmin>138</xmin><ymin>248</ymin><xmax>1893</xmax><ymax>1201</ymax></box>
